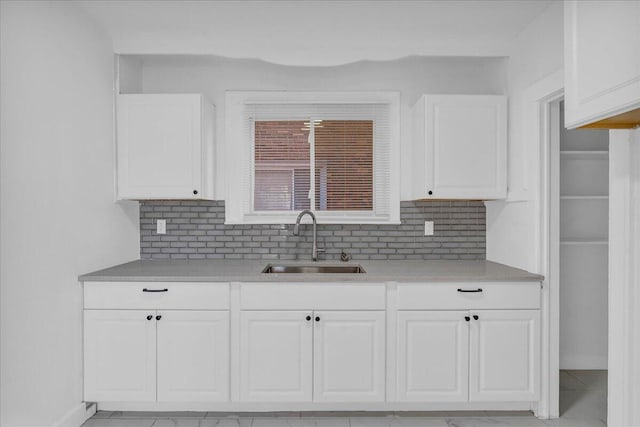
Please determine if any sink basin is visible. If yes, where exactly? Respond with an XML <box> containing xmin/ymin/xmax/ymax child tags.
<box><xmin>261</xmin><ymin>264</ymin><xmax>366</xmax><ymax>274</ymax></box>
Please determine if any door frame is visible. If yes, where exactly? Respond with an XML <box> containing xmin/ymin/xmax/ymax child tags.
<box><xmin>520</xmin><ymin>69</ymin><xmax>563</xmax><ymax>419</ymax></box>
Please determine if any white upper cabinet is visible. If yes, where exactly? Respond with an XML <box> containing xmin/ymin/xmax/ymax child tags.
<box><xmin>413</xmin><ymin>95</ymin><xmax>507</xmax><ymax>200</ymax></box>
<box><xmin>117</xmin><ymin>94</ymin><xmax>215</xmax><ymax>200</ymax></box>
<box><xmin>564</xmin><ymin>0</ymin><xmax>640</xmax><ymax>129</ymax></box>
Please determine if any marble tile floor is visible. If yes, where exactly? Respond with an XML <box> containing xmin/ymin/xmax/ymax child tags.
<box><xmin>82</xmin><ymin>370</ymin><xmax>607</xmax><ymax>427</ymax></box>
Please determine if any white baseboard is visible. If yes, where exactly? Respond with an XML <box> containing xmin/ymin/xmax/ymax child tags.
<box><xmin>97</xmin><ymin>401</ymin><xmax>532</xmax><ymax>412</ymax></box>
<box><xmin>52</xmin><ymin>402</ymin><xmax>96</xmax><ymax>427</ymax></box>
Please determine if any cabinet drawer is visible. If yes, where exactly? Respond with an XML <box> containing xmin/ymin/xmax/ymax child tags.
<box><xmin>397</xmin><ymin>282</ymin><xmax>540</xmax><ymax>310</ymax></box>
<box><xmin>84</xmin><ymin>282</ymin><xmax>229</xmax><ymax>310</ymax></box>
<box><xmin>240</xmin><ymin>283</ymin><xmax>386</xmax><ymax>310</ymax></box>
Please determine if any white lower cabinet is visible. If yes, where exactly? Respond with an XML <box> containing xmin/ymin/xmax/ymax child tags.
<box><xmin>469</xmin><ymin>310</ymin><xmax>540</xmax><ymax>402</ymax></box>
<box><xmin>84</xmin><ymin>309</ymin><xmax>229</xmax><ymax>402</ymax></box>
<box><xmin>396</xmin><ymin>311</ymin><xmax>469</xmax><ymax>402</ymax></box>
<box><xmin>239</xmin><ymin>310</ymin><xmax>385</xmax><ymax>403</ymax></box>
<box><xmin>396</xmin><ymin>310</ymin><xmax>540</xmax><ymax>403</ymax></box>
<box><xmin>239</xmin><ymin>311</ymin><xmax>313</xmax><ymax>402</ymax></box>
<box><xmin>84</xmin><ymin>310</ymin><xmax>157</xmax><ymax>402</ymax></box>
<box><xmin>157</xmin><ymin>311</ymin><xmax>229</xmax><ymax>402</ymax></box>
<box><xmin>313</xmin><ymin>311</ymin><xmax>385</xmax><ymax>402</ymax></box>
<box><xmin>83</xmin><ymin>281</ymin><xmax>541</xmax><ymax>409</ymax></box>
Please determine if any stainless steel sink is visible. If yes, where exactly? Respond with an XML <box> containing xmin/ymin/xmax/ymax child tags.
<box><xmin>261</xmin><ymin>264</ymin><xmax>366</xmax><ymax>274</ymax></box>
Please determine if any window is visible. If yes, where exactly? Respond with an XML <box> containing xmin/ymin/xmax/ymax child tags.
<box><xmin>254</xmin><ymin>119</ymin><xmax>373</xmax><ymax>212</ymax></box>
<box><xmin>225</xmin><ymin>92</ymin><xmax>400</xmax><ymax>224</ymax></box>
<box><xmin>254</xmin><ymin>120</ymin><xmax>311</xmax><ymax>211</ymax></box>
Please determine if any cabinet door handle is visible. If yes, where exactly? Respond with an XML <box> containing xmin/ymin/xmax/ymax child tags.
<box><xmin>146</xmin><ymin>315</ymin><xmax>153</xmax><ymax>321</ymax></box>
<box><xmin>156</xmin><ymin>315</ymin><xmax>162</xmax><ymax>321</ymax></box>
<box><xmin>142</xmin><ymin>288</ymin><xmax>168</xmax><ymax>293</ymax></box>
<box><xmin>193</xmin><ymin>190</ymin><xmax>198</xmax><ymax>195</ymax></box>
<box><xmin>315</xmin><ymin>316</ymin><xmax>320</xmax><ymax>322</ymax></box>
<box><xmin>473</xmin><ymin>315</ymin><xmax>479</xmax><ymax>320</ymax></box>
<box><xmin>464</xmin><ymin>316</ymin><xmax>471</xmax><ymax>322</ymax></box>
<box><xmin>428</xmin><ymin>190</ymin><xmax>433</xmax><ymax>195</ymax></box>
<box><xmin>457</xmin><ymin>288</ymin><xmax>483</xmax><ymax>293</ymax></box>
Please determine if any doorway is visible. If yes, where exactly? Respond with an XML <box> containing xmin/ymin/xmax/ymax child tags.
<box><xmin>551</xmin><ymin>101</ymin><xmax>609</xmax><ymax>422</ymax></box>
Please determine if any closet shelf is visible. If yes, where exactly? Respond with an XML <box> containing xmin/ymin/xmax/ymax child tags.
<box><xmin>560</xmin><ymin>150</ymin><xmax>608</xmax><ymax>154</ymax></box>
<box><xmin>560</xmin><ymin>150</ymin><xmax>609</xmax><ymax>159</ymax></box>
<box><xmin>560</xmin><ymin>195</ymin><xmax>609</xmax><ymax>200</ymax></box>
<box><xmin>560</xmin><ymin>240</ymin><xmax>608</xmax><ymax>246</ymax></box>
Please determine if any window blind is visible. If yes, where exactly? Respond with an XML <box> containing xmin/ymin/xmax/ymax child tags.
<box><xmin>246</xmin><ymin>103</ymin><xmax>391</xmax><ymax>221</ymax></box>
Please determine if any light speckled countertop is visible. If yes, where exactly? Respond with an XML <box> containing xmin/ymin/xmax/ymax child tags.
<box><xmin>79</xmin><ymin>259</ymin><xmax>543</xmax><ymax>283</ymax></box>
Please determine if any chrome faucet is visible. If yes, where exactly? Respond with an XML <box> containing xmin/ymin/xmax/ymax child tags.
<box><xmin>293</xmin><ymin>210</ymin><xmax>322</xmax><ymax>261</ymax></box>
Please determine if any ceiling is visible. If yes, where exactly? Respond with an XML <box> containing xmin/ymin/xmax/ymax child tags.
<box><xmin>77</xmin><ymin>0</ymin><xmax>556</xmax><ymax>66</ymax></box>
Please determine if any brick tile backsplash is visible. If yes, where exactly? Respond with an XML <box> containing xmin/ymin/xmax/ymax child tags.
<box><xmin>140</xmin><ymin>201</ymin><xmax>486</xmax><ymax>260</ymax></box>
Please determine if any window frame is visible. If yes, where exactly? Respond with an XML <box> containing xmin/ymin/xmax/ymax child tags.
<box><xmin>225</xmin><ymin>91</ymin><xmax>401</xmax><ymax>225</ymax></box>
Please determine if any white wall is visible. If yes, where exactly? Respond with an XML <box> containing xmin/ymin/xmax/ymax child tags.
<box><xmin>486</xmin><ymin>1</ymin><xmax>564</xmax><ymax>271</ymax></box>
<box><xmin>133</xmin><ymin>55</ymin><xmax>507</xmax><ymax>201</ymax></box>
<box><xmin>486</xmin><ymin>0</ymin><xmax>610</xmax><ymax>371</ymax></box>
<box><xmin>77</xmin><ymin>0</ymin><xmax>553</xmax><ymax>65</ymax></box>
<box><xmin>0</xmin><ymin>2</ymin><xmax>139</xmax><ymax>426</ymax></box>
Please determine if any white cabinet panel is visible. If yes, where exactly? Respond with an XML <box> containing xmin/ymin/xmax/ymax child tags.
<box><xmin>240</xmin><ymin>283</ymin><xmax>385</xmax><ymax>310</ymax></box>
<box><xmin>396</xmin><ymin>282</ymin><xmax>541</xmax><ymax>310</ymax></box>
<box><xmin>117</xmin><ymin>94</ymin><xmax>214</xmax><ymax>199</ymax></box>
<box><xmin>157</xmin><ymin>311</ymin><xmax>229</xmax><ymax>402</ymax></box>
<box><xmin>313</xmin><ymin>311</ymin><xmax>385</xmax><ymax>402</ymax></box>
<box><xmin>239</xmin><ymin>311</ymin><xmax>313</xmax><ymax>402</ymax></box>
<box><xmin>469</xmin><ymin>310</ymin><xmax>540</xmax><ymax>401</ymax></box>
<box><xmin>84</xmin><ymin>282</ymin><xmax>229</xmax><ymax>310</ymax></box>
<box><xmin>84</xmin><ymin>310</ymin><xmax>156</xmax><ymax>402</ymax></box>
<box><xmin>413</xmin><ymin>95</ymin><xmax>507</xmax><ymax>199</ymax></box>
<box><xmin>396</xmin><ymin>311</ymin><xmax>469</xmax><ymax>402</ymax></box>
<box><xmin>564</xmin><ymin>0</ymin><xmax>640</xmax><ymax>128</ymax></box>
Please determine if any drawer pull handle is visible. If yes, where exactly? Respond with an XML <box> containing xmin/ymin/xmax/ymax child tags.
<box><xmin>464</xmin><ymin>316</ymin><xmax>471</xmax><ymax>322</ymax></box>
<box><xmin>457</xmin><ymin>288</ymin><xmax>483</xmax><ymax>293</ymax></box>
<box><xmin>146</xmin><ymin>315</ymin><xmax>153</xmax><ymax>321</ymax></box>
<box><xmin>473</xmin><ymin>315</ymin><xmax>479</xmax><ymax>320</ymax></box>
<box><xmin>142</xmin><ymin>288</ymin><xmax>168</xmax><ymax>293</ymax></box>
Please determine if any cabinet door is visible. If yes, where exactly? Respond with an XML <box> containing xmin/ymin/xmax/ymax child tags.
<box><xmin>239</xmin><ymin>311</ymin><xmax>312</xmax><ymax>402</ymax></box>
<box><xmin>313</xmin><ymin>311</ymin><xmax>385</xmax><ymax>402</ymax></box>
<box><xmin>84</xmin><ymin>310</ymin><xmax>156</xmax><ymax>402</ymax></box>
<box><xmin>157</xmin><ymin>311</ymin><xmax>229</xmax><ymax>402</ymax></box>
<box><xmin>421</xmin><ymin>95</ymin><xmax>507</xmax><ymax>199</ymax></box>
<box><xmin>117</xmin><ymin>94</ymin><xmax>202</xmax><ymax>199</ymax></box>
<box><xmin>469</xmin><ymin>310</ymin><xmax>540</xmax><ymax>401</ymax></box>
<box><xmin>564</xmin><ymin>0</ymin><xmax>640</xmax><ymax>128</ymax></box>
<box><xmin>396</xmin><ymin>311</ymin><xmax>469</xmax><ymax>402</ymax></box>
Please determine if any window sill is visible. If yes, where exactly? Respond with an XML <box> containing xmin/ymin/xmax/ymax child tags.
<box><xmin>225</xmin><ymin>214</ymin><xmax>401</xmax><ymax>225</ymax></box>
